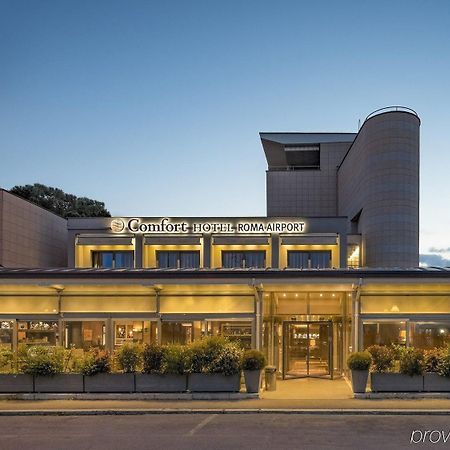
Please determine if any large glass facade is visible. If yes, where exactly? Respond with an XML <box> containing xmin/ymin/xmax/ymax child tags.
<box><xmin>17</xmin><ymin>321</ymin><xmax>59</xmax><ymax>346</ymax></box>
<box><xmin>362</xmin><ymin>321</ymin><xmax>407</xmax><ymax>348</ymax></box>
<box><xmin>409</xmin><ymin>322</ymin><xmax>450</xmax><ymax>349</ymax></box>
<box><xmin>64</xmin><ymin>321</ymin><xmax>105</xmax><ymax>350</ymax></box>
<box><xmin>207</xmin><ymin>321</ymin><xmax>253</xmax><ymax>349</ymax></box>
<box><xmin>161</xmin><ymin>321</ymin><xmax>203</xmax><ymax>345</ymax></box>
<box><xmin>113</xmin><ymin>320</ymin><xmax>156</xmax><ymax>347</ymax></box>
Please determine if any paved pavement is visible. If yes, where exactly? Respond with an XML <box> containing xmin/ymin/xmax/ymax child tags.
<box><xmin>0</xmin><ymin>413</ymin><xmax>449</xmax><ymax>449</ymax></box>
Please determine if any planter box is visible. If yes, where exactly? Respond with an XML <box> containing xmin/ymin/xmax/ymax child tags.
<box><xmin>135</xmin><ymin>374</ymin><xmax>187</xmax><ymax>392</ymax></box>
<box><xmin>83</xmin><ymin>373</ymin><xmax>135</xmax><ymax>393</ymax></box>
<box><xmin>423</xmin><ymin>373</ymin><xmax>450</xmax><ymax>392</ymax></box>
<box><xmin>243</xmin><ymin>370</ymin><xmax>261</xmax><ymax>393</ymax></box>
<box><xmin>370</xmin><ymin>373</ymin><xmax>423</xmax><ymax>392</ymax></box>
<box><xmin>350</xmin><ymin>369</ymin><xmax>369</xmax><ymax>394</ymax></box>
<box><xmin>34</xmin><ymin>374</ymin><xmax>84</xmax><ymax>393</ymax></box>
<box><xmin>188</xmin><ymin>373</ymin><xmax>241</xmax><ymax>392</ymax></box>
<box><xmin>0</xmin><ymin>374</ymin><xmax>34</xmax><ymax>393</ymax></box>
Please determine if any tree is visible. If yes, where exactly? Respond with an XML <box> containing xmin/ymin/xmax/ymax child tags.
<box><xmin>9</xmin><ymin>183</ymin><xmax>111</xmax><ymax>218</ymax></box>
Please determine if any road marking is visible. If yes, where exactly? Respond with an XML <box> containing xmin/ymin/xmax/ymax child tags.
<box><xmin>187</xmin><ymin>414</ymin><xmax>217</xmax><ymax>436</ymax></box>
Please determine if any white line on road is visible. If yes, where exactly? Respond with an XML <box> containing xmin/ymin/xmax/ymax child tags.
<box><xmin>187</xmin><ymin>414</ymin><xmax>217</xmax><ymax>436</ymax></box>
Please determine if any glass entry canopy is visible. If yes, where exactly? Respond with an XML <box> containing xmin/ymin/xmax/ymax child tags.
<box><xmin>283</xmin><ymin>321</ymin><xmax>332</xmax><ymax>379</ymax></box>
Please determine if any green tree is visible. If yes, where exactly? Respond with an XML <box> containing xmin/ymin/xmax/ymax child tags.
<box><xmin>9</xmin><ymin>183</ymin><xmax>111</xmax><ymax>218</ymax></box>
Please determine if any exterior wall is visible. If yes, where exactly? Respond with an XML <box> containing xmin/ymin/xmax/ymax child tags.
<box><xmin>266</xmin><ymin>142</ymin><xmax>351</xmax><ymax>216</ymax></box>
<box><xmin>337</xmin><ymin>111</ymin><xmax>420</xmax><ymax>268</ymax></box>
<box><xmin>0</xmin><ymin>190</ymin><xmax>67</xmax><ymax>268</ymax></box>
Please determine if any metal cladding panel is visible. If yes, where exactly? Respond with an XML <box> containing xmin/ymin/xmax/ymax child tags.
<box><xmin>77</xmin><ymin>237</ymin><xmax>133</xmax><ymax>246</ymax></box>
<box><xmin>281</xmin><ymin>235</ymin><xmax>338</xmax><ymax>245</ymax></box>
<box><xmin>213</xmin><ymin>236</ymin><xmax>269</xmax><ymax>245</ymax></box>
<box><xmin>144</xmin><ymin>236</ymin><xmax>201</xmax><ymax>245</ymax></box>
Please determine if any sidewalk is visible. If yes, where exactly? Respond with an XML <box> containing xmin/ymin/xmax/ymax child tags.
<box><xmin>1</xmin><ymin>378</ymin><xmax>450</xmax><ymax>415</ymax></box>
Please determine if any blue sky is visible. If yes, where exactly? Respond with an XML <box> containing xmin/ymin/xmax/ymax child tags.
<box><xmin>1</xmin><ymin>0</ymin><xmax>449</xmax><ymax>264</ymax></box>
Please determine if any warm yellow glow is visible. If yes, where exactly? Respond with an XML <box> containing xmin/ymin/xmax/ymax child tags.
<box><xmin>347</xmin><ymin>245</ymin><xmax>360</xmax><ymax>268</ymax></box>
<box><xmin>159</xmin><ymin>295</ymin><xmax>255</xmax><ymax>313</ymax></box>
<box><xmin>143</xmin><ymin>244</ymin><xmax>203</xmax><ymax>268</ymax></box>
<box><xmin>279</xmin><ymin>244</ymin><xmax>339</xmax><ymax>268</ymax></box>
<box><xmin>75</xmin><ymin>244</ymin><xmax>135</xmax><ymax>268</ymax></box>
<box><xmin>211</xmin><ymin>244</ymin><xmax>271</xmax><ymax>268</ymax></box>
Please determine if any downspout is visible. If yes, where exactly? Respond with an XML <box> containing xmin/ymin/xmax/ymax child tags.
<box><xmin>251</xmin><ymin>278</ymin><xmax>263</xmax><ymax>350</ymax></box>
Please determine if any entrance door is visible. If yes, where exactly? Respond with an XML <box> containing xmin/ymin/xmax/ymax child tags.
<box><xmin>283</xmin><ymin>321</ymin><xmax>333</xmax><ymax>379</ymax></box>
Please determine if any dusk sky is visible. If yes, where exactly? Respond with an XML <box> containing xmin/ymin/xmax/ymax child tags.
<box><xmin>1</xmin><ymin>0</ymin><xmax>449</xmax><ymax>265</ymax></box>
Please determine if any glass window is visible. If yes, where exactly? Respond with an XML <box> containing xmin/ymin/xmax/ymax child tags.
<box><xmin>207</xmin><ymin>321</ymin><xmax>253</xmax><ymax>349</ymax></box>
<box><xmin>64</xmin><ymin>321</ymin><xmax>105</xmax><ymax>350</ymax></box>
<box><xmin>362</xmin><ymin>321</ymin><xmax>406</xmax><ymax>349</ymax></box>
<box><xmin>361</xmin><ymin>295</ymin><xmax>450</xmax><ymax>314</ymax></box>
<box><xmin>0</xmin><ymin>321</ymin><xmax>14</xmax><ymax>349</ymax></box>
<box><xmin>156</xmin><ymin>251</ymin><xmax>200</xmax><ymax>269</ymax></box>
<box><xmin>18</xmin><ymin>321</ymin><xmax>59</xmax><ymax>346</ymax></box>
<box><xmin>287</xmin><ymin>251</ymin><xmax>331</xmax><ymax>269</ymax></box>
<box><xmin>113</xmin><ymin>320</ymin><xmax>156</xmax><ymax>348</ymax></box>
<box><xmin>161</xmin><ymin>321</ymin><xmax>203</xmax><ymax>345</ymax></box>
<box><xmin>92</xmin><ymin>251</ymin><xmax>134</xmax><ymax>268</ymax></box>
<box><xmin>410</xmin><ymin>322</ymin><xmax>450</xmax><ymax>350</ymax></box>
<box><xmin>222</xmin><ymin>251</ymin><xmax>265</xmax><ymax>268</ymax></box>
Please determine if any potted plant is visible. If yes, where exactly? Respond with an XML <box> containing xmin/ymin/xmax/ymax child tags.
<box><xmin>82</xmin><ymin>349</ymin><xmax>134</xmax><ymax>393</ymax></box>
<box><xmin>187</xmin><ymin>337</ymin><xmax>242</xmax><ymax>392</ymax></box>
<box><xmin>241</xmin><ymin>350</ymin><xmax>266</xmax><ymax>393</ymax></box>
<box><xmin>136</xmin><ymin>343</ymin><xmax>188</xmax><ymax>392</ymax></box>
<box><xmin>0</xmin><ymin>346</ymin><xmax>34</xmax><ymax>393</ymax></box>
<box><xmin>424</xmin><ymin>348</ymin><xmax>450</xmax><ymax>392</ymax></box>
<box><xmin>347</xmin><ymin>351</ymin><xmax>371</xmax><ymax>394</ymax></box>
<box><xmin>23</xmin><ymin>346</ymin><xmax>83</xmax><ymax>393</ymax></box>
<box><xmin>369</xmin><ymin>345</ymin><xmax>424</xmax><ymax>392</ymax></box>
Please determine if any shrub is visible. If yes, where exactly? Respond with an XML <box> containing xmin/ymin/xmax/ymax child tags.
<box><xmin>399</xmin><ymin>347</ymin><xmax>425</xmax><ymax>376</ymax></box>
<box><xmin>209</xmin><ymin>342</ymin><xmax>242</xmax><ymax>376</ymax></box>
<box><xmin>81</xmin><ymin>349</ymin><xmax>111</xmax><ymax>376</ymax></box>
<box><xmin>367</xmin><ymin>345</ymin><xmax>394</xmax><ymax>373</ymax></box>
<box><xmin>0</xmin><ymin>348</ymin><xmax>13</xmax><ymax>374</ymax></box>
<box><xmin>143</xmin><ymin>343</ymin><xmax>164</xmax><ymax>374</ymax></box>
<box><xmin>115</xmin><ymin>344</ymin><xmax>142</xmax><ymax>373</ymax></box>
<box><xmin>424</xmin><ymin>348</ymin><xmax>445</xmax><ymax>373</ymax></box>
<box><xmin>186</xmin><ymin>336</ymin><xmax>242</xmax><ymax>375</ymax></box>
<box><xmin>21</xmin><ymin>346</ymin><xmax>64</xmax><ymax>376</ymax></box>
<box><xmin>242</xmin><ymin>350</ymin><xmax>266</xmax><ymax>371</ymax></box>
<box><xmin>437</xmin><ymin>349</ymin><xmax>450</xmax><ymax>378</ymax></box>
<box><xmin>161</xmin><ymin>345</ymin><xmax>187</xmax><ymax>375</ymax></box>
<box><xmin>187</xmin><ymin>336</ymin><xmax>228</xmax><ymax>373</ymax></box>
<box><xmin>347</xmin><ymin>352</ymin><xmax>371</xmax><ymax>371</ymax></box>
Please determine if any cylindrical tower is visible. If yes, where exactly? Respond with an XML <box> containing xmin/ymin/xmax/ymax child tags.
<box><xmin>338</xmin><ymin>107</ymin><xmax>420</xmax><ymax>268</ymax></box>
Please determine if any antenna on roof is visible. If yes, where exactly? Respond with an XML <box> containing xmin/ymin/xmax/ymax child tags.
<box><xmin>358</xmin><ymin>119</ymin><xmax>361</xmax><ymax>130</ymax></box>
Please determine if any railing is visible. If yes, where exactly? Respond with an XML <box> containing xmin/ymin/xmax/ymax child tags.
<box><xmin>364</xmin><ymin>106</ymin><xmax>419</xmax><ymax>122</ymax></box>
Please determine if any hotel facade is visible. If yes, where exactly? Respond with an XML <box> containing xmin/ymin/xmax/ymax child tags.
<box><xmin>1</xmin><ymin>107</ymin><xmax>449</xmax><ymax>380</ymax></box>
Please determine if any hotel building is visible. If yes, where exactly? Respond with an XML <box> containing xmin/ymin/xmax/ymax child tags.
<box><xmin>1</xmin><ymin>107</ymin><xmax>449</xmax><ymax>380</ymax></box>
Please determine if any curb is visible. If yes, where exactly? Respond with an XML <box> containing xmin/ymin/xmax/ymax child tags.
<box><xmin>0</xmin><ymin>393</ymin><xmax>259</xmax><ymax>401</ymax></box>
<box><xmin>1</xmin><ymin>408</ymin><xmax>450</xmax><ymax>416</ymax></box>
<box><xmin>355</xmin><ymin>393</ymin><xmax>450</xmax><ymax>399</ymax></box>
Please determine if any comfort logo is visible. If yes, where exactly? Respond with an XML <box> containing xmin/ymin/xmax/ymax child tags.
<box><xmin>110</xmin><ymin>219</ymin><xmax>125</xmax><ymax>233</ymax></box>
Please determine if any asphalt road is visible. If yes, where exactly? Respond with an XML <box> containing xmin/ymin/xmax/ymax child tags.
<box><xmin>0</xmin><ymin>413</ymin><xmax>449</xmax><ymax>449</ymax></box>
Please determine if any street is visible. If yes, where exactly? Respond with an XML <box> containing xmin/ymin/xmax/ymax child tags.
<box><xmin>0</xmin><ymin>413</ymin><xmax>448</xmax><ymax>449</ymax></box>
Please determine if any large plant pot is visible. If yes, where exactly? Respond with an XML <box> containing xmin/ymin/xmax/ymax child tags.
<box><xmin>34</xmin><ymin>374</ymin><xmax>84</xmax><ymax>393</ymax></box>
<box><xmin>83</xmin><ymin>373</ymin><xmax>135</xmax><ymax>393</ymax></box>
<box><xmin>135</xmin><ymin>374</ymin><xmax>187</xmax><ymax>392</ymax></box>
<box><xmin>0</xmin><ymin>374</ymin><xmax>34</xmax><ymax>393</ymax></box>
<box><xmin>423</xmin><ymin>373</ymin><xmax>450</xmax><ymax>392</ymax></box>
<box><xmin>188</xmin><ymin>373</ymin><xmax>241</xmax><ymax>392</ymax></box>
<box><xmin>243</xmin><ymin>370</ymin><xmax>261</xmax><ymax>393</ymax></box>
<box><xmin>370</xmin><ymin>373</ymin><xmax>423</xmax><ymax>392</ymax></box>
<box><xmin>350</xmin><ymin>369</ymin><xmax>369</xmax><ymax>394</ymax></box>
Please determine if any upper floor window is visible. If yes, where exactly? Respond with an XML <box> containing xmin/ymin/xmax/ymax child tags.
<box><xmin>156</xmin><ymin>251</ymin><xmax>200</xmax><ymax>269</ymax></box>
<box><xmin>287</xmin><ymin>250</ymin><xmax>331</xmax><ymax>269</ymax></box>
<box><xmin>222</xmin><ymin>251</ymin><xmax>265</xmax><ymax>269</ymax></box>
<box><xmin>284</xmin><ymin>145</ymin><xmax>320</xmax><ymax>170</ymax></box>
<box><xmin>92</xmin><ymin>251</ymin><xmax>134</xmax><ymax>269</ymax></box>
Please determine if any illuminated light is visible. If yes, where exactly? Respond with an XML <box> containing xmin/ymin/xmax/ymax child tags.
<box><xmin>283</xmin><ymin>293</ymin><xmax>286</xmax><ymax>297</ymax></box>
<box><xmin>332</xmin><ymin>293</ymin><xmax>335</xmax><ymax>297</ymax></box>
<box><xmin>295</xmin><ymin>293</ymin><xmax>298</xmax><ymax>297</ymax></box>
<box><xmin>319</xmin><ymin>293</ymin><xmax>323</xmax><ymax>297</ymax></box>
<box><xmin>439</xmin><ymin>329</ymin><xmax>446</xmax><ymax>335</ymax></box>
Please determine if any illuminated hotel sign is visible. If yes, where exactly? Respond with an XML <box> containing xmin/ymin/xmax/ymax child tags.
<box><xmin>110</xmin><ymin>218</ymin><xmax>306</xmax><ymax>234</ymax></box>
